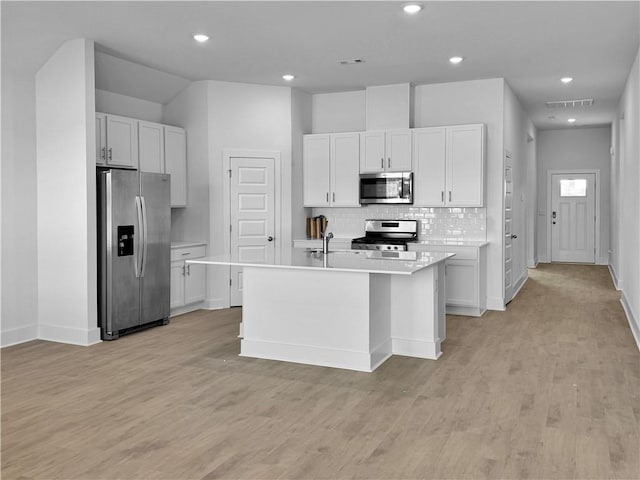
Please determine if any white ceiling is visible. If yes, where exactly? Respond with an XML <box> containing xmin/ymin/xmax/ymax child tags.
<box><xmin>3</xmin><ymin>1</ymin><xmax>639</xmax><ymax>129</ymax></box>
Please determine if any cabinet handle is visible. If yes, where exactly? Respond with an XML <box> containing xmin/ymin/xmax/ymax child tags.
<box><xmin>326</xmin><ymin>192</ymin><xmax>329</xmax><ymax>203</ymax></box>
<box><xmin>441</xmin><ymin>191</ymin><xmax>444</xmax><ymax>202</ymax></box>
<box><xmin>388</xmin><ymin>158</ymin><xmax>391</xmax><ymax>168</ymax></box>
<box><xmin>108</xmin><ymin>147</ymin><xmax>113</xmax><ymax>160</ymax></box>
<box><xmin>449</xmin><ymin>191</ymin><xmax>452</xmax><ymax>202</ymax></box>
<box><xmin>332</xmin><ymin>192</ymin><xmax>335</xmax><ymax>202</ymax></box>
<box><xmin>186</xmin><ymin>264</ymin><xmax>191</xmax><ymax>275</ymax></box>
<box><xmin>381</xmin><ymin>158</ymin><xmax>384</xmax><ymax>168</ymax></box>
<box><xmin>101</xmin><ymin>147</ymin><xmax>106</xmax><ymax>159</ymax></box>
<box><xmin>182</xmin><ymin>264</ymin><xmax>186</xmax><ymax>276</ymax></box>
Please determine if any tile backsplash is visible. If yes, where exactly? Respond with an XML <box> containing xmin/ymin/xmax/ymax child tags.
<box><xmin>310</xmin><ymin>206</ymin><xmax>486</xmax><ymax>241</ymax></box>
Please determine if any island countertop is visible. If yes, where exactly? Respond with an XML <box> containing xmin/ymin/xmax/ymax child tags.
<box><xmin>187</xmin><ymin>249</ymin><xmax>454</xmax><ymax>276</ymax></box>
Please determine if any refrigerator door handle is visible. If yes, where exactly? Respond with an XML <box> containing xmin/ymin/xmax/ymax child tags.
<box><xmin>135</xmin><ymin>196</ymin><xmax>144</xmax><ymax>278</ymax></box>
<box><xmin>140</xmin><ymin>195</ymin><xmax>149</xmax><ymax>277</ymax></box>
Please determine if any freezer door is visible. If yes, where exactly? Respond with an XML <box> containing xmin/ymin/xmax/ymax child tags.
<box><xmin>140</xmin><ymin>172</ymin><xmax>171</xmax><ymax>324</ymax></box>
<box><xmin>100</xmin><ymin>169</ymin><xmax>141</xmax><ymax>334</ymax></box>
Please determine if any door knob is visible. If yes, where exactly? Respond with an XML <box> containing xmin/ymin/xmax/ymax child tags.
<box><xmin>267</xmin><ymin>236</ymin><xmax>274</xmax><ymax>242</ymax></box>
<box><xmin>511</xmin><ymin>234</ymin><xmax>518</xmax><ymax>239</ymax></box>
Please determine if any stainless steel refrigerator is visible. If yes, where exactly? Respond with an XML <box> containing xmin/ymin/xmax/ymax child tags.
<box><xmin>97</xmin><ymin>168</ymin><xmax>171</xmax><ymax>340</ymax></box>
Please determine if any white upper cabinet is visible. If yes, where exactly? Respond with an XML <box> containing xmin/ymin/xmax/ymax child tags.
<box><xmin>104</xmin><ymin>114</ymin><xmax>138</xmax><ymax>168</ymax></box>
<box><xmin>138</xmin><ymin>121</ymin><xmax>165</xmax><ymax>173</ymax></box>
<box><xmin>164</xmin><ymin>126</ymin><xmax>187</xmax><ymax>208</ymax></box>
<box><xmin>413</xmin><ymin>124</ymin><xmax>485</xmax><ymax>207</ymax></box>
<box><xmin>330</xmin><ymin>133</ymin><xmax>360</xmax><ymax>207</ymax></box>
<box><xmin>446</xmin><ymin>125</ymin><xmax>484</xmax><ymax>206</ymax></box>
<box><xmin>303</xmin><ymin>134</ymin><xmax>331</xmax><ymax>206</ymax></box>
<box><xmin>359</xmin><ymin>130</ymin><xmax>411</xmax><ymax>173</ymax></box>
<box><xmin>303</xmin><ymin>133</ymin><xmax>360</xmax><ymax>208</ymax></box>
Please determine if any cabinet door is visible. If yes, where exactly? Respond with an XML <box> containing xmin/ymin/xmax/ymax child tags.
<box><xmin>330</xmin><ymin>133</ymin><xmax>360</xmax><ymax>207</ymax></box>
<box><xmin>359</xmin><ymin>131</ymin><xmax>385</xmax><ymax>173</ymax></box>
<box><xmin>446</xmin><ymin>124</ymin><xmax>484</xmax><ymax>206</ymax></box>
<box><xmin>445</xmin><ymin>259</ymin><xmax>478</xmax><ymax>307</ymax></box>
<box><xmin>184</xmin><ymin>263</ymin><xmax>206</xmax><ymax>305</ymax></box>
<box><xmin>139</xmin><ymin>121</ymin><xmax>165</xmax><ymax>173</ymax></box>
<box><xmin>385</xmin><ymin>130</ymin><xmax>412</xmax><ymax>171</ymax></box>
<box><xmin>170</xmin><ymin>261</ymin><xmax>185</xmax><ymax>309</ymax></box>
<box><xmin>96</xmin><ymin>113</ymin><xmax>107</xmax><ymax>165</ymax></box>
<box><xmin>413</xmin><ymin>127</ymin><xmax>446</xmax><ymax>206</ymax></box>
<box><xmin>303</xmin><ymin>134</ymin><xmax>330</xmax><ymax>206</ymax></box>
<box><xmin>106</xmin><ymin>115</ymin><xmax>138</xmax><ymax>168</ymax></box>
<box><xmin>164</xmin><ymin>126</ymin><xmax>187</xmax><ymax>207</ymax></box>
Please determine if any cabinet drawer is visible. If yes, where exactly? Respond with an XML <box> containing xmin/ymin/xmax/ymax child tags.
<box><xmin>171</xmin><ymin>245</ymin><xmax>206</xmax><ymax>261</ymax></box>
<box><xmin>409</xmin><ymin>244</ymin><xmax>478</xmax><ymax>260</ymax></box>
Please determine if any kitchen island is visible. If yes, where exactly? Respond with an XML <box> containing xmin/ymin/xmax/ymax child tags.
<box><xmin>187</xmin><ymin>249</ymin><xmax>454</xmax><ymax>372</ymax></box>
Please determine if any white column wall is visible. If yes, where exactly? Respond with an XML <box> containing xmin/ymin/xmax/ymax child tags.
<box><xmin>613</xmin><ymin>47</ymin><xmax>640</xmax><ymax>349</ymax></box>
<box><xmin>35</xmin><ymin>38</ymin><xmax>100</xmax><ymax>345</ymax></box>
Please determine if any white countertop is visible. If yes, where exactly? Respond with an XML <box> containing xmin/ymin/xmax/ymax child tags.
<box><xmin>187</xmin><ymin>249</ymin><xmax>454</xmax><ymax>275</ymax></box>
<box><xmin>171</xmin><ymin>241</ymin><xmax>207</xmax><ymax>249</ymax></box>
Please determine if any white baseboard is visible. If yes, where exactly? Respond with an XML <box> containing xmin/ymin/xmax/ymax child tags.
<box><xmin>486</xmin><ymin>297</ymin><xmax>506</xmax><ymax>311</ymax></box>
<box><xmin>38</xmin><ymin>324</ymin><xmax>102</xmax><ymax>346</ymax></box>
<box><xmin>608</xmin><ymin>263</ymin><xmax>621</xmax><ymax>290</ymax></box>
<box><xmin>170</xmin><ymin>302</ymin><xmax>205</xmax><ymax>317</ymax></box>
<box><xmin>620</xmin><ymin>291</ymin><xmax>640</xmax><ymax>352</ymax></box>
<box><xmin>391</xmin><ymin>337</ymin><xmax>442</xmax><ymax>360</ymax></box>
<box><xmin>202</xmin><ymin>297</ymin><xmax>228</xmax><ymax>310</ymax></box>
<box><xmin>538</xmin><ymin>255</ymin><xmax>550</xmax><ymax>263</ymax></box>
<box><xmin>1</xmin><ymin>324</ymin><xmax>38</xmax><ymax>348</ymax></box>
<box><xmin>512</xmin><ymin>271</ymin><xmax>528</xmax><ymax>299</ymax></box>
<box><xmin>527</xmin><ymin>257</ymin><xmax>539</xmax><ymax>268</ymax></box>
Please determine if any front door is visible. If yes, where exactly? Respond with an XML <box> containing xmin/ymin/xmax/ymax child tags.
<box><xmin>229</xmin><ymin>157</ymin><xmax>276</xmax><ymax>306</ymax></box>
<box><xmin>551</xmin><ymin>173</ymin><xmax>596</xmax><ymax>263</ymax></box>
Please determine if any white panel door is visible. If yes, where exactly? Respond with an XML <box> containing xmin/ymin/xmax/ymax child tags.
<box><xmin>551</xmin><ymin>173</ymin><xmax>596</xmax><ymax>263</ymax></box>
<box><xmin>446</xmin><ymin>124</ymin><xmax>484</xmax><ymax>206</ymax></box>
<box><xmin>138</xmin><ymin>121</ymin><xmax>165</xmax><ymax>173</ymax></box>
<box><xmin>385</xmin><ymin>130</ymin><xmax>412</xmax><ymax>171</ymax></box>
<box><xmin>230</xmin><ymin>157</ymin><xmax>275</xmax><ymax>306</ymax></box>
<box><xmin>504</xmin><ymin>154</ymin><xmax>515</xmax><ymax>303</ymax></box>
<box><xmin>106</xmin><ymin>115</ymin><xmax>138</xmax><ymax>168</ymax></box>
<box><xmin>303</xmin><ymin>134</ymin><xmax>330</xmax><ymax>206</ymax></box>
<box><xmin>413</xmin><ymin>127</ymin><xmax>446</xmax><ymax>206</ymax></box>
<box><xmin>359</xmin><ymin>131</ymin><xmax>385</xmax><ymax>173</ymax></box>
<box><xmin>331</xmin><ymin>133</ymin><xmax>360</xmax><ymax>207</ymax></box>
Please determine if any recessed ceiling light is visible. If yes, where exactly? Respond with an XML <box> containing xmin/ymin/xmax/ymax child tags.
<box><xmin>449</xmin><ymin>56</ymin><xmax>464</xmax><ymax>64</ymax></box>
<box><xmin>282</xmin><ymin>74</ymin><xmax>295</xmax><ymax>81</ymax></box>
<box><xmin>561</xmin><ymin>77</ymin><xmax>573</xmax><ymax>84</ymax></box>
<box><xmin>568</xmin><ymin>118</ymin><xmax>577</xmax><ymax>123</ymax></box>
<box><xmin>193</xmin><ymin>34</ymin><xmax>209</xmax><ymax>43</ymax></box>
<box><xmin>403</xmin><ymin>4</ymin><xmax>423</xmax><ymax>14</ymax></box>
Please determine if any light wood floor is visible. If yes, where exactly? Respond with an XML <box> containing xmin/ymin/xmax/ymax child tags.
<box><xmin>2</xmin><ymin>264</ymin><xmax>639</xmax><ymax>479</ymax></box>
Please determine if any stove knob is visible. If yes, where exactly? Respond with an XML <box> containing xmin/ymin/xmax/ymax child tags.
<box><xmin>386</xmin><ymin>246</ymin><xmax>391</xmax><ymax>250</ymax></box>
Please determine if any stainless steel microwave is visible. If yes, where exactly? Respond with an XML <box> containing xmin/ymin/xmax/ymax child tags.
<box><xmin>359</xmin><ymin>172</ymin><xmax>413</xmax><ymax>204</ymax></box>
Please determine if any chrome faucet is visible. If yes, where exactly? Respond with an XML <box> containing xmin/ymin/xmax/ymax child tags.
<box><xmin>322</xmin><ymin>231</ymin><xmax>334</xmax><ymax>254</ymax></box>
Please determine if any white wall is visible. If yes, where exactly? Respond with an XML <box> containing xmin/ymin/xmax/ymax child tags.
<box><xmin>536</xmin><ymin>127</ymin><xmax>611</xmax><ymax>264</ymax></box>
<box><xmin>613</xmin><ymin>47</ymin><xmax>640</xmax><ymax>349</ymax></box>
<box><xmin>1</xmin><ymin>61</ymin><xmax>38</xmax><ymax>346</ymax></box>
<box><xmin>163</xmin><ymin>81</ymin><xmax>211</xmax><ymax>244</ymax></box>
<box><xmin>35</xmin><ymin>39</ymin><xmax>100</xmax><ymax>345</ymax></box>
<box><xmin>291</xmin><ymin>88</ymin><xmax>312</xmax><ymax>241</ymax></box>
<box><xmin>206</xmin><ymin>81</ymin><xmax>293</xmax><ymax>309</ymax></box>
<box><xmin>312</xmin><ymin>91</ymin><xmax>365</xmax><ymax>133</ymax></box>
<box><xmin>96</xmin><ymin>89</ymin><xmax>163</xmax><ymax>123</ymax></box>
<box><xmin>504</xmin><ymin>82</ymin><xmax>536</xmax><ymax>290</ymax></box>
<box><xmin>413</xmin><ymin>78</ymin><xmax>506</xmax><ymax>310</ymax></box>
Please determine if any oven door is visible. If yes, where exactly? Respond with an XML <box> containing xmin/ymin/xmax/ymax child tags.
<box><xmin>359</xmin><ymin>172</ymin><xmax>413</xmax><ymax>204</ymax></box>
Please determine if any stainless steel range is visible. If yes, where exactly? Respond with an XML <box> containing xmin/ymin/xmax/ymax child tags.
<box><xmin>351</xmin><ymin>219</ymin><xmax>418</xmax><ymax>251</ymax></box>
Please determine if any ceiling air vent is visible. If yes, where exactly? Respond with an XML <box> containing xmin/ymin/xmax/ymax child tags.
<box><xmin>545</xmin><ymin>98</ymin><xmax>594</xmax><ymax>108</ymax></box>
<box><xmin>337</xmin><ymin>58</ymin><xmax>365</xmax><ymax>65</ymax></box>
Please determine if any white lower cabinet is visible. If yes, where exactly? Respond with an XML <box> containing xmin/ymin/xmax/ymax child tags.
<box><xmin>170</xmin><ymin>243</ymin><xmax>207</xmax><ymax>315</ymax></box>
<box><xmin>408</xmin><ymin>243</ymin><xmax>487</xmax><ymax>317</ymax></box>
